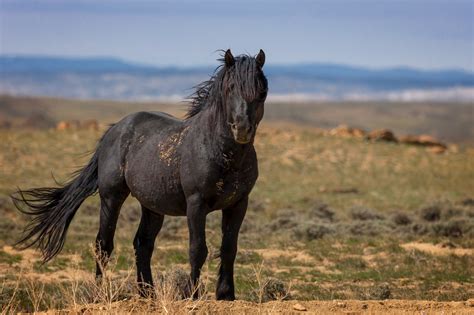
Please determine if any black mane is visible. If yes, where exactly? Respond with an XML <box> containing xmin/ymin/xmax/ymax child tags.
<box><xmin>186</xmin><ymin>52</ymin><xmax>267</xmax><ymax>119</ymax></box>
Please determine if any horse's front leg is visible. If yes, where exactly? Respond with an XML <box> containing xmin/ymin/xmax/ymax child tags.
<box><xmin>216</xmin><ymin>197</ymin><xmax>247</xmax><ymax>301</ymax></box>
<box><xmin>186</xmin><ymin>194</ymin><xmax>208</xmax><ymax>298</ymax></box>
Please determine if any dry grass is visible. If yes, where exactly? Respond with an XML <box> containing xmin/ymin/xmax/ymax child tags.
<box><xmin>0</xmin><ymin>98</ymin><xmax>473</xmax><ymax>312</ymax></box>
<box><xmin>1</xmin><ymin>248</ymin><xmax>290</xmax><ymax>314</ymax></box>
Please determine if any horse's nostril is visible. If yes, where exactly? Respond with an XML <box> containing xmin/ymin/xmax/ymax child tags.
<box><xmin>231</xmin><ymin>122</ymin><xmax>253</xmax><ymax>135</ymax></box>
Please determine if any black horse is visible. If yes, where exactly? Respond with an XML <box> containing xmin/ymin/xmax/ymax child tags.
<box><xmin>12</xmin><ymin>49</ymin><xmax>267</xmax><ymax>300</ymax></box>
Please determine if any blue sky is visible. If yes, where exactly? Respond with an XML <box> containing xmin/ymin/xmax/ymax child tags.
<box><xmin>1</xmin><ymin>0</ymin><xmax>472</xmax><ymax>70</ymax></box>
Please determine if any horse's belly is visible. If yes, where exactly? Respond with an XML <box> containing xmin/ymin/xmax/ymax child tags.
<box><xmin>139</xmin><ymin>182</ymin><xmax>186</xmax><ymax>216</ymax></box>
<box><xmin>126</xmin><ymin>164</ymin><xmax>186</xmax><ymax>216</ymax></box>
<box><xmin>145</xmin><ymin>192</ymin><xmax>187</xmax><ymax>216</ymax></box>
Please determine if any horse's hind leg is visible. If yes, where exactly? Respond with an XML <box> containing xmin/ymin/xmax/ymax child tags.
<box><xmin>95</xmin><ymin>188</ymin><xmax>129</xmax><ymax>279</ymax></box>
<box><xmin>133</xmin><ymin>206</ymin><xmax>164</xmax><ymax>297</ymax></box>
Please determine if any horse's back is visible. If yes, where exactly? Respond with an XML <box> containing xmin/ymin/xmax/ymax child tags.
<box><xmin>104</xmin><ymin>111</ymin><xmax>184</xmax><ymax>150</ymax></box>
<box><xmin>123</xmin><ymin>111</ymin><xmax>182</xmax><ymax>130</ymax></box>
<box><xmin>99</xmin><ymin>110</ymin><xmax>182</xmax><ymax>155</ymax></box>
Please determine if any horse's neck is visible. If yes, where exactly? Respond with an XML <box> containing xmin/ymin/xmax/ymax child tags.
<box><xmin>191</xmin><ymin>108</ymin><xmax>252</xmax><ymax>167</ymax></box>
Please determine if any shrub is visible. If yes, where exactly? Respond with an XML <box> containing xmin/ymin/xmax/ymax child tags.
<box><xmin>432</xmin><ymin>220</ymin><xmax>465</xmax><ymax>238</ymax></box>
<box><xmin>309</xmin><ymin>202</ymin><xmax>336</xmax><ymax>222</ymax></box>
<box><xmin>240</xmin><ymin>211</ymin><xmax>259</xmax><ymax>233</ymax></box>
<box><xmin>160</xmin><ymin>217</ymin><xmax>186</xmax><ymax>239</ymax></box>
<box><xmin>269</xmin><ymin>216</ymin><xmax>299</xmax><ymax>230</ymax></box>
<box><xmin>345</xmin><ymin>220</ymin><xmax>391</xmax><ymax>236</ymax></box>
<box><xmin>368</xmin><ymin>283</ymin><xmax>391</xmax><ymax>300</ymax></box>
<box><xmin>419</xmin><ymin>205</ymin><xmax>441</xmax><ymax>222</ymax></box>
<box><xmin>460</xmin><ymin>198</ymin><xmax>474</xmax><ymax>207</ymax></box>
<box><xmin>157</xmin><ymin>267</ymin><xmax>191</xmax><ymax>299</ymax></box>
<box><xmin>267</xmin><ymin>208</ymin><xmax>306</xmax><ymax>231</ymax></box>
<box><xmin>411</xmin><ymin>223</ymin><xmax>430</xmax><ymax>235</ymax></box>
<box><xmin>262</xmin><ymin>278</ymin><xmax>290</xmax><ymax>301</ymax></box>
<box><xmin>350</xmin><ymin>206</ymin><xmax>384</xmax><ymax>221</ymax></box>
<box><xmin>441</xmin><ymin>207</ymin><xmax>464</xmax><ymax>220</ymax></box>
<box><xmin>392</xmin><ymin>212</ymin><xmax>412</xmax><ymax>226</ymax></box>
<box><xmin>119</xmin><ymin>204</ymin><xmax>141</xmax><ymax>223</ymax></box>
<box><xmin>293</xmin><ymin>223</ymin><xmax>335</xmax><ymax>240</ymax></box>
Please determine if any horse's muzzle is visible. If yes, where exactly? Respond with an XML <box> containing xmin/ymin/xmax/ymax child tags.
<box><xmin>230</xmin><ymin>122</ymin><xmax>254</xmax><ymax>144</ymax></box>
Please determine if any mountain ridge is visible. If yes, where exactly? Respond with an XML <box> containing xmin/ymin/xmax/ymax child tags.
<box><xmin>1</xmin><ymin>54</ymin><xmax>472</xmax><ymax>76</ymax></box>
<box><xmin>1</xmin><ymin>55</ymin><xmax>473</xmax><ymax>101</ymax></box>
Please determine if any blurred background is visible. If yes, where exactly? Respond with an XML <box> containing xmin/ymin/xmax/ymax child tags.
<box><xmin>1</xmin><ymin>0</ymin><xmax>473</xmax><ymax>100</ymax></box>
<box><xmin>0</xmin><ymin>0</ymin><xmax>474</xmax><ymax>142</ymax></box>
<box><xmin>0</xmin><ymin>0</ymin><xmax>473</xmax><ymax>143</ymax></box>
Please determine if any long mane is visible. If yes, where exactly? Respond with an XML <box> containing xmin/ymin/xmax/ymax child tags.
<box><xmin>185</xmin><ymin>52</ymin><xmax>267</xmax><ymax>119</ymax></box>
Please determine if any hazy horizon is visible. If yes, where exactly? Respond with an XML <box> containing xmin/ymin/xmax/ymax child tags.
<box><xmin>2</xmin><ymin>53</ymin><xmax>474</xmax><ymax>72</ymax></box>
<box><xmin>1</xmin><ymin>0</ymin><xmax>472</xmax><ymax>71</ymax></box>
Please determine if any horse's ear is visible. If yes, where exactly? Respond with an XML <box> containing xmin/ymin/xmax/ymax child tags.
<box><xmin>225</xmin><ymin>49</ymin><xmax>235</xmax><ymax>67</ymax></box>
<box><xmin>256</xmin><ymin>49</ymin><xmax>265</xmax><ymax>68</ymax></box>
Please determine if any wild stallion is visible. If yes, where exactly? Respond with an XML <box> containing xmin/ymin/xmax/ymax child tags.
<box><xmin>13</xmin><ymin>49</ymin><xmax>268</xmax><ymax>300</ymax></box>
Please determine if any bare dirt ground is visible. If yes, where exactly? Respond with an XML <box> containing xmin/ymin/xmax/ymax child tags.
<box><xmin>48</xmin><ymin>299</ymin><xmax>474</xmax><ymax>314</ymax></box>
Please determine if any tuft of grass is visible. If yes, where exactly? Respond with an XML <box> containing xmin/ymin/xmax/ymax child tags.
<box><xmin>0</xmin><ymin>249</ymin><xmax>22</xmax><ymax>265</ymax></box>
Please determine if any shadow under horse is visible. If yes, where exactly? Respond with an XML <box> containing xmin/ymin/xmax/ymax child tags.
<box><xmin>12</xmin><ymin>49</ymin><xmax>268</xmax><ymax>300</ymax></box>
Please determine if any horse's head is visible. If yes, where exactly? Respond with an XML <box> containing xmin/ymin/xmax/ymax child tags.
<box><xmin>223</xmin><ymin>49</ymin><xmax>268</xmax><ymax>144</ymax></box>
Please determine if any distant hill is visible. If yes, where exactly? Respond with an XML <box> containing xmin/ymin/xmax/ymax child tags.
<box><xmin>0</xmin><ymin>56</ymin><xmax>207</xmax><ymax>74</ymax></box>
<box><xmin>1</xmin><ymin>55</ymin><xmax>473</xmax><ymax>101</ymax></box>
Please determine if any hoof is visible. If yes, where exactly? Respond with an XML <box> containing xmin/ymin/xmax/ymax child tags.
<box><xmin>216</xmin><ymin>285</ymin><xmax>235</xmax><ymax>301</ymax></box>
<box><xmin>216</xmin><ymin>294</ymin><xmax>235</xmax><ymax>301</ymax></box>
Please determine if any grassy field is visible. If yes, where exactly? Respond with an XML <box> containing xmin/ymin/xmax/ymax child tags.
<box><xmin>0</xmin><ymin>96</ymin><xmax>473</xmax><ymax>313</ymax></box>
<box><xmin>1</xmin><ymin>94</ymin><xmax>473</xmax><ymax>144</ymax></box>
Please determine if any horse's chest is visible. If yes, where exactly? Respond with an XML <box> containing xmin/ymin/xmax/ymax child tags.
<box><xmin>211</xmin><ymin>169</ymin><xmax>256</xmax><ymax>210</ymax></box>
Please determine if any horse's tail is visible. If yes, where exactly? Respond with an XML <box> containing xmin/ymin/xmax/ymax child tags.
<box><xmin>12</xmin><ymin>149</ymin><xmax>100</xmax><ymax>262</ymax></box>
